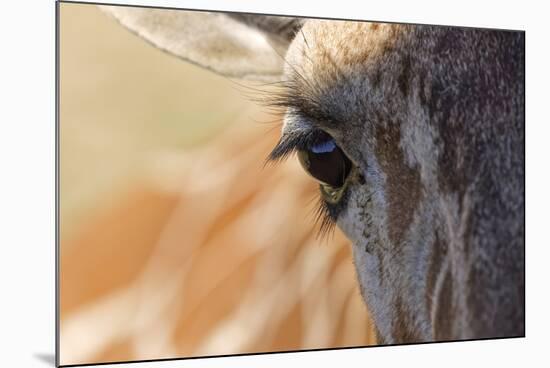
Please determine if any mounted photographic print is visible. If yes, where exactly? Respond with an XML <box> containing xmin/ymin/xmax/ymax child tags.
<box><xmin>56</xmin><ymin>1</ymin><xmax>525</xmax><ymax>366</ymax></box>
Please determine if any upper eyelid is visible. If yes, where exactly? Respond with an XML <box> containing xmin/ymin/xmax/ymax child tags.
<box><xmin>267</xmin><ymin>127</ymin><xmax>324</xmax><ymax>163</ymax></box>
<box><xmin>267</xmin><ymin>125</ymin><xmax>337</xmax><ymax>164</ymax></box>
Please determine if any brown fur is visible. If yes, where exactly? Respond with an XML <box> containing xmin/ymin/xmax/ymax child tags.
<box><xmin>374</xmin><ymin>122</ymin><xmax>423</xmax><ymax>246</ymax></box>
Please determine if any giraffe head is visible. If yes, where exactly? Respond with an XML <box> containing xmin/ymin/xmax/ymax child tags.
<box><xmin>101</xmin><ymin>6</ymin><xmax>525</xmax><ymax>343</ymax></box>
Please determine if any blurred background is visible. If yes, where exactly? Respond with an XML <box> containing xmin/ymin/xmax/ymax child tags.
<box><xmin>59</xmin><ymin>3</ymin><xmax>376</xmax><ymax>365</ymax></box>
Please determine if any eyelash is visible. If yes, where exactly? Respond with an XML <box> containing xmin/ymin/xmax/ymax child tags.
<box><xmin>266</xmin><ymin>129</ymin><xmax>341</xmax><ymax>239</ymax></box>
<box><xmin>312</xmin><ymin>195</ymin><xmax>339</xmax><ymax>239</ymax></box>
<box><xmin>266</xmin><ymin>128</ymin><xmax>323</xmax><ymax>162</ymax></box>
<box><xmin>236</xmin><ymin>69</ymin><xmax>342</xmax><ymax>238</ymax></box>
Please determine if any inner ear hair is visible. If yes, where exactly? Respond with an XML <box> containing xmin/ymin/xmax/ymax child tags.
<box><xmin>226</xmin><ymin>14</ymin><xmax>306</xmax><ymax>45</ymax></box>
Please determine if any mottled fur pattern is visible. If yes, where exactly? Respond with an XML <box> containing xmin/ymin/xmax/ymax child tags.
<box><xmin>102</xmin><ymin>7</ymin><xmax>525</xmax><ymax>344</ymax></box>
<box><xmin>282</xmin><ymin>22</ymin><xmax>524</xmax><ymax>343</ymax></box>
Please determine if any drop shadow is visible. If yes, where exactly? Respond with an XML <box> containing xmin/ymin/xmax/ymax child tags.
<box><xmin>34</xmin><ymin>353</ymin><xmax>56</xmax><ymax>366</ymax></box>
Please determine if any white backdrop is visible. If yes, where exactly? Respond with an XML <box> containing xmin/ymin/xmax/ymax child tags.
<box><xmin>0</xmin><ymin>0</ymin><xmax>547</xmax><ymax>367</ymax></box>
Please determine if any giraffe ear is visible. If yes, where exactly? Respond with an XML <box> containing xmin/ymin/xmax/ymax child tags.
<box><xmin>99</xmin><ymin>5</ymin><xmax>305</xmax><ymax>81</ymax></box>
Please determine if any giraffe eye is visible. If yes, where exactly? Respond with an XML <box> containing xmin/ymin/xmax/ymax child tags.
<box><xmin>297</xmin><ymin>133</ymin><xmax>352</xmax><ymax>189</ymax></box>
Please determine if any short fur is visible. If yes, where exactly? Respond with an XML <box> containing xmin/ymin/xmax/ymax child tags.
<box><xmin>282</xmin><ymin>22</ymin><xmax>524</xmax><ymax>343</ymax></box>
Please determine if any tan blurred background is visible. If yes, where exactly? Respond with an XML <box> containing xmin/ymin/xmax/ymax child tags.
<box><xmin>59</xmin><ymin>3</ymin><xmax>376</xmax><ymax>365</ymax></box>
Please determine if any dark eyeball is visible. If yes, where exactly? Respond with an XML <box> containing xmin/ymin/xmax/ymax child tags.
<box><xmin>297</xmin><ymin>133</ymin><xmax>352</xmax><ymax>188</ymax></box>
